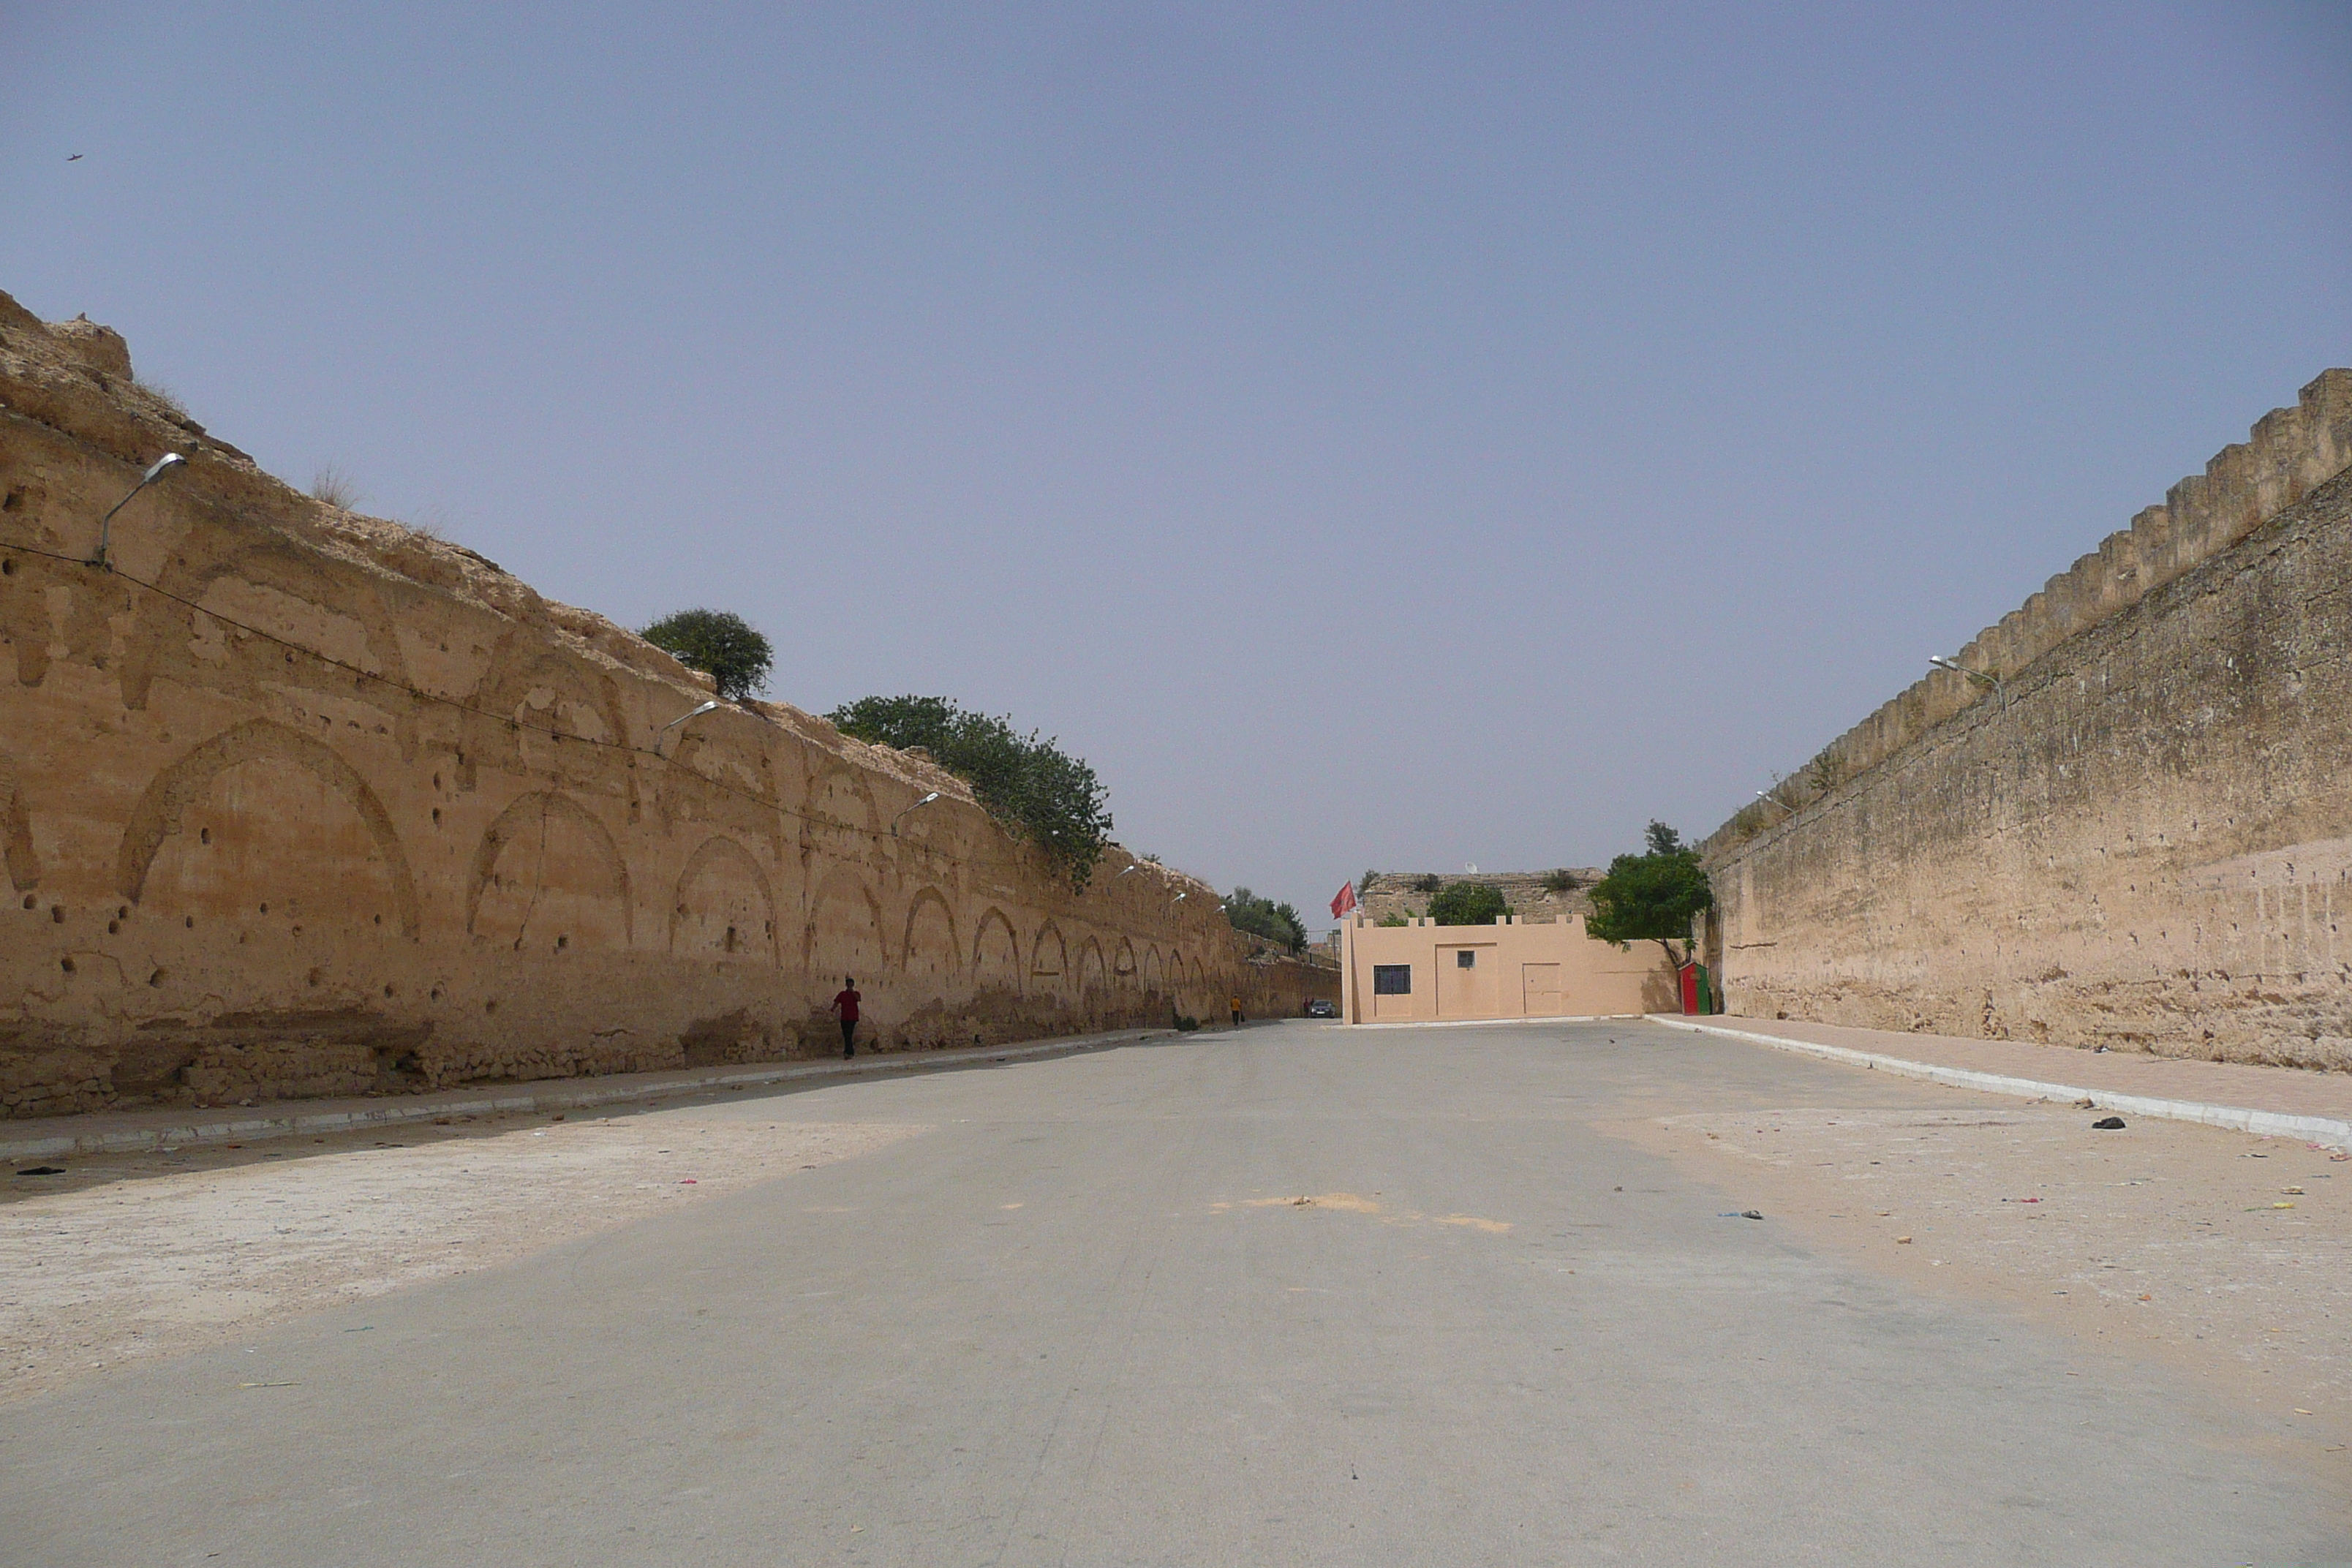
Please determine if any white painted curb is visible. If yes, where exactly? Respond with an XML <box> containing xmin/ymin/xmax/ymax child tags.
<box><xmin>0</xmin><ymin>1027</ymin><xmax>1183</xmax><ymax>1161</ymax></box>
<box><xmin>1649</xmin><ymin>1016</ymin><xmax>2352</xmax><ymax>1152</ymax></box>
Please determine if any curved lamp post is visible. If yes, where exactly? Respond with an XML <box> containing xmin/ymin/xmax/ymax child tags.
<box><xmin>656</xmin><ymin>698</ymin><xmax>721</xmax><ymax>753</ymax></box>
<box><xmin>1929</xmin><ymin>655</ymin><xmax>2006</xmax><ymax>712</ymax></box>
<box><xmin>892</xmin><ymin>791</ymin><xmax>941</xmax><ymax>837</ymax></box>
<box><xmin>91</xmin><ymin>452</ymin><xmax>186</xmax><ymax>569</ymax></box>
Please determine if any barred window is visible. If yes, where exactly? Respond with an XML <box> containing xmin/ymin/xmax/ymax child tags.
<box><xmin>1372</xmin><ymin>964</ymin><xmax>1412</xmax><ymax>995</ymax></box>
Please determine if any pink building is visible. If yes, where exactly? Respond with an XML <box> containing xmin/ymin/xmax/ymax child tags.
<box><xmin>1338</xmin><ymin>913</ymin><xmax>1676</xmax><ymax>1024</ymax></box>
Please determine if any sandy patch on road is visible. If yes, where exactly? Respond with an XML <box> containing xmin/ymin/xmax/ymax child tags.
<box><xmin>1</xmin><ymin>1112</ymin><xmax>924</xmax><ymax>1401</ymax></box>
<box><xmin>1221</xmin><ymin>1191</ymin><xmax>1515</xmax><ymax>1232</ymax></box>
<box><xmin>1610</xmin><ymin>1099</ymin><xmax>2352</xmax><ymax>1457</ymax></box>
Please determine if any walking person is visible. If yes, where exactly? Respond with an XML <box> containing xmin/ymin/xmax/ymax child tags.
<box><xmin>1230</xmin><ymin>993</ymin><xmax>1243</xmax><ymax>1028</ymax></box>
<box><xmin>829</xmin><ymin>976</ymin><xmax>862</xmax><ymax>1058</ymax></box>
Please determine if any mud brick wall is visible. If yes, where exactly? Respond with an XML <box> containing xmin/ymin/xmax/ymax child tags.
<box><xmin>0</xmin><ymin>293</ymin><xmax>1243</xmax><ymax>1117</ymax></box>
<box><xmin>1704</xmin><ymin>373</ymin><xmax>2352</xmax><ymax>1070</ymax></box>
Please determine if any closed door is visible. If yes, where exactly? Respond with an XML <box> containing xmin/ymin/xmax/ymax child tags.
<box><xmin>1436</xmin><ymin>946</ymin><xmax>1498</xmax><ymax>1016</ymax></box>
<box><xmin>1521</xmin><ymin>962</ymin><xmax>1562</xmax><ymax>1016</ymax></box>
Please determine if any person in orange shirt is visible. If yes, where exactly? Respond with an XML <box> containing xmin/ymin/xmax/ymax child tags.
<box><xmin>1230</xmin><ymin>993</ymin><xmax>1243</xmax><ymax>1028</ymax></box>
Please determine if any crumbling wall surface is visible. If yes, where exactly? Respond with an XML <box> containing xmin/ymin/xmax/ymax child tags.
<box><xmin>1706</xmin><ymin>378</ymin><xmax>2352</xmax><ymax>1070</ymax></box>
<box><xmin>0</xmin><ymin>294</ymin><xmax>1241</xmax><ymax>1118</ymax></box>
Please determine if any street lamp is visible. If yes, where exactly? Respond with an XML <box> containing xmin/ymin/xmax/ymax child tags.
<box><xmin>1929</xmin><ymin>655</ymin><xmax>2006</xmax><ymax>712</ymax></box>
<box><xmin>1753</xmin><ymin>789</ymin><xmax>1794</xmax><ymax>820</ymax></box>
<box><xmin>892</xmin><ymin>791</ymin><xmax>941</xmax><ymax>837</ymax></box>
<box><xmin>90</xmin><ymin>452</ymin><xmax>185</xmax><ymax>569</ymax></box>
<box><xmin>656</xmin><ymin>699</ymin><xmax>721</xmax><ymax>752</ymax></box>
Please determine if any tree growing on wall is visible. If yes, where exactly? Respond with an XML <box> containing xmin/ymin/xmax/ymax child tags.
<box><xmin>1226</xmin><ymin>887</ymin><xmax>1307</xmax><ymax>952</ymax></box>
<box><xmin>1428</xmin><ymin>881</ymin><xmax>1509</xmax><ymax>926</ymax></box>
<box><xmin>1585</xmin><ymin>821</ymin><xmax>1714</xmax><ymax>968</ymax></box>
<box><xmin>828</xmin><ymin>695</ymin><xmax>1113</xmax><ymax>889</ymax></box>
<box><xmin>642</xmin><ymin>608</ymin><xmax>774</xmax><ymax>703</ymax></box>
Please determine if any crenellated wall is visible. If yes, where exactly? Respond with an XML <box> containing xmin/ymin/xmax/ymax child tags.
<box><xmin>0</xmin><ymin>293</ymin><xmax>1248</xmax><ymax>1118</ymax></box>
<box><xmin>1703</xmin><ymin>372</ymin><xmax>2352</xmax><ymax>1069</ymax></box>
<box><xmin>1713</xmin><ymin>371</ymin><xmax>2352</xmax><ymax>822</ymax></box>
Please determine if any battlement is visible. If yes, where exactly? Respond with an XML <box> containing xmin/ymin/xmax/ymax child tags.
<box><xmin>1711</xmin><ymin>369</ymin><xmax>2352</xmax><ymax>851</ymax></box>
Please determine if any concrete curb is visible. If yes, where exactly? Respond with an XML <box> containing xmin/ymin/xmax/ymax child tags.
<box><xmin>1648</xmin><ymin>1016</ymin><xmax>2352</xmax><ymax>1152</ymax></box>
<box><xmin>0</xmin><ymin>1027</ymin><xmax>1186</xmax><ymax>1161</ymax></box>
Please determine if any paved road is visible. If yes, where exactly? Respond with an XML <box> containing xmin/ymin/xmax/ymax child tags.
<box><xmin>10</xmin><ymin>1020</ymin><xmax>2346</xmax><ymax>1565</ymax></box>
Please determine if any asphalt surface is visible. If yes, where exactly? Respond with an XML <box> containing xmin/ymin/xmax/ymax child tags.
<box><xmin>9</xmin><ymin>1019</ymin><xmax>2346</xmax><ymax>1566</ymax></box>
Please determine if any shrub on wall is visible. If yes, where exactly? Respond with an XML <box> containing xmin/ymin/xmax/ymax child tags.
<box><xmin>642</xmin><ymin>608</ymin><xmax>774</xmax><ymax>703</ymax></box>
<box><xmin>829</xmin><ymin>694</ymin><xmax>1113</xmax><ymax>889</ymax></box>
<box><xmin>1428</xmin><ymin>882</ymin><xmax>1509</xmax><ymax>926</ymax></box>
<box><xmin>1226</xmin><ymin>887</ymin><xmax>1307</xmax><ymax>952</ymax></box>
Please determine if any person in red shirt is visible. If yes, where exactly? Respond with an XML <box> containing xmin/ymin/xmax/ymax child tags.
<box><xmin>829</xmin><ymin>977</ymin><xmax>862</xmax><ymax>1058</ymax></box>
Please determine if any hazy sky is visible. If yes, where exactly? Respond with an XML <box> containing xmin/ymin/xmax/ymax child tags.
<box><xmin>6</xmin><ymin>2</ymin><xmax>2348</xmax><ymax>930</ymax></box>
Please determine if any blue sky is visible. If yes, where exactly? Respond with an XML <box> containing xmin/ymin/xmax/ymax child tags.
<box><xmin>5</xmin><ymin>1</ymin><xmax>2348</xmax><ymax>929</ymax></box>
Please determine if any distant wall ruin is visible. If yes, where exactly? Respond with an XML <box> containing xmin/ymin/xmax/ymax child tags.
<box><xmin>1357</xmin><ymin>870</ymin><xmax>1602</xmax><ymax>927</ymax></box>
<box><xmin>1703</xmin><ymin>372</ymin><xmax>2352</xmax><ymax>1069</ymax></box>
<box><xmin>0</xmin><ymin>293</ymin><xmax>1274</xmax><ymax>1118</ymax></box>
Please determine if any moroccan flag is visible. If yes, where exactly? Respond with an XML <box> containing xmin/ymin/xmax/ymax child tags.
<box><xmin>1330</xmin><ymin>881</ymin><xmax>1357</xmax><ymax>919</ymax></box>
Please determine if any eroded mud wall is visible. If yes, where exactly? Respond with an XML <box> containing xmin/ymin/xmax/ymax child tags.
<box><xmin>0</xmin><ymin>295</ymin><xmax>1241</xmax><ymax>1117</ymax></box>
<box><xmin>1704</xmin><ymin>373</ymin><xmax>2352</xmax><ymax>1069</ymax></box>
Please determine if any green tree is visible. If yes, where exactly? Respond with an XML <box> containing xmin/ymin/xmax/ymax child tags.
<box><xmin>1585</xmin><ymin>820</ymin><xmax>1714</xmax><ymax>967</ymax></box>
<box><xmin>1226</xmin><ymin>887</ymin><xmax>1306</xmax><ymax>952</ymax></box>
<box><xmin>829</xmin><ymin>695</ymin><xmax>1113</xmax><ymax>888</ymax></box>
<box><xmin>641</xmin><ymin>608</ymin><xmax>773</xmax><ymax>703</ymax></box>
<box><xmin>1428</xmin><ymin>881</ymin><xmax>1509</xmax><ymax>926</ymax></box>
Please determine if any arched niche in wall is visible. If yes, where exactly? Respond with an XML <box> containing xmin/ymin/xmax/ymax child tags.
<box><xmin>973</xmin><ymin>908</ymin><xmax>1022</xmax><ymax>994</ymax></box>
<box><xmin>458</xmin><ymin>634</ymin><xmax>633</xmax><ymax>799</ymax></box>
<box><xmin>803</xmin><ymin>754</ymin><xmax>883</xmax><ymax>856</ymax></box>
<box><xmin>119</xmin><ymin>534</ymin><xmax>415</xmax><ymax>735</ymax></box>
<box><xmin>1030</xmin><ymin>921</ymin><xmax>1068</xmax><ymax>995</ymax></box>
<box><xmin>669</xmin><ymin>834</ymin><xmax>777</xmax><ymax>963</ymax></box>
<box><xmin>807</xmin><ymin>864</ymin><xmax>886</xmax><ymax>981</ymax></box>
<box><xmin>118</xmin><ymin>718</ymin><xmax>420</xmax><ymax>940</ymax></box>
<box><xmin>1142</xmin><ymin>945</ymin><xmax>1164</xmax><ymax>995</ymax></box>
<box><xmin>654</xmin><ymin>710</ymin><xmax>782</xmax><ymax>855</ymax></box>
<box><xmin>900</xmin><ymin>889</ymin><xmax>961</xmax><ymax>984</ymax></box>
<box><xmin>1111</xmin><ymin>938</ymin><xmax>1137</xmax><ymax>985</ymax></box>
<box><xmin>1076</xmin><ymin>935</ymin><xmax>1107</xmax><ymax>997</ymax></box>
<box><xmin>469</xmin><ymin>637</ymin><xmax>627</xmax><ymax>745</ymax></box>
<box><xmin>0</xmin><ymin>748</ymin><xmax>39</xmax><ymax>892</ymax></box>
<box><xmin>466</xmin><ymin>790</ymin><xmax>632</xmax><ymax>953</ymax></box>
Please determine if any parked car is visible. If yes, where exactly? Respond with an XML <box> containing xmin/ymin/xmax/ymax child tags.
<box><xmin>1305</xmin><ymin>998</ymin><xmax>1338</xmax><ymax>1018</ymax></box>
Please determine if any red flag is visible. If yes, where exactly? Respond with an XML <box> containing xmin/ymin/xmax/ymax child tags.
<box><xmin>1330</xmin><ymin>881</ymin><xmax>1357</xmax><ymax>919</ymax></box>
